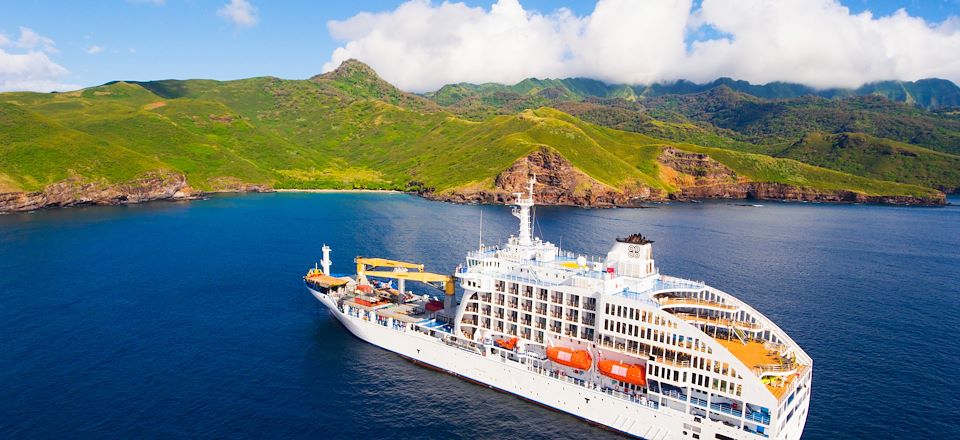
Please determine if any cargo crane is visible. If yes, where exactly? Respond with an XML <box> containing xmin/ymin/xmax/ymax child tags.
<box><xmin>354</xmin><ymin>257</ymin><xmax>456</xmax><ymax>312</ymax></box>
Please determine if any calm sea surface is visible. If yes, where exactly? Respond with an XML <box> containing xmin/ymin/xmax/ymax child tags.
<box><xmin>1</xmin><ymin>193</ymin><xmax>958</xmax><ymax>439</ymax></box>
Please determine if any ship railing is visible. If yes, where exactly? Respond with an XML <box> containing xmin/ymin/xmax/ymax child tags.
<box><xmin>496</xmin><ymin>273</ymin><xmax>563</xmax><ymax>287</ymax></box>
<box><xmin>661</xmin><ymin>389</ymin><xmax>687</xmax><ymax>401</ymax></box>
<box><xmin>658</xmin><ymin>297</ymin><xmax>738</xmax><ymax>311</ymax></box>
<box><xmin>654</xmin><ymin>356</ymin><xmax>692</xmax><ymax>368</ymax></box>
<box><xmin>615</xmin><ymin>289</ymin><xmax>660</xmax><ymax>308</ymax></box>
<box><xmin>535</xmin><ymin>366</ymin><xmax>660</xmax><ymax>411</ymax></box>
<box><xmin>757</xmin><ymin>362</ymin><xmax>794</xmax><ymax>371</ymax></box>
<box><xmin>764</xmin><ymin>341</ymin><xmax>788</xmax><ymax>355</ymax></box>
<box><xmin>690</xmin><ymin>396</ymin><xmax>708</xmax><ymax>408</ymax></box>
<box><xmin>657</xmin><ymin>276</ymin><xmax>707</xmax><ymax>290</ymax></box>
<box><xmin>745</xmin><ymin>411</ymin><xmax>771</xmax><ymax>425</ymax></box>
<box><xmin>710</xmin><ymin>402</ymin><xmax>743</xmax><ymax>417</ymax></box>
<box><xmin>674</xmin><ymin>313</ymin><xmax>762</xmax><ymax>330</ymax></box>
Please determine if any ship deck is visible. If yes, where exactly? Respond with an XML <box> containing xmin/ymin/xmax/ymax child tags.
<box><xmin>717</xmin><ymin>339</ymin><xmax>798</xmax><ymax>400</ymax></box>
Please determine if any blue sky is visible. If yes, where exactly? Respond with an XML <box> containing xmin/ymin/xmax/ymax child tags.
<box><xmin>1</xmin><ymin>0</ymin><xmax>958</xmax><ymax>91</ymax></box>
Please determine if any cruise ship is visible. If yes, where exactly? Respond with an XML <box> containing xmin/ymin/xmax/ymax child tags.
<box><xmin>304</xmin><ymin>177</ymin><xmax>811</xmax><ymax>440</ymax></box>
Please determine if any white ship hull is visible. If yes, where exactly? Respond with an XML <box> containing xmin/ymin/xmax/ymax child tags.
<box><xmin>309</xmin><ymin>287</ymin><xmax>808</xmax><ymax>440</ymax></box>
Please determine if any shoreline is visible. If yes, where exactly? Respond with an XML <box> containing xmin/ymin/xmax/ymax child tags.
<box><xmin>1</xmin><ymin>182</ymin><xmax>952</xmax><ymax>214</ymax></box>
<box><xmin>272</xmin><ymin>188</ymin><xmax>403</xmax><ymax>194</ymax></box>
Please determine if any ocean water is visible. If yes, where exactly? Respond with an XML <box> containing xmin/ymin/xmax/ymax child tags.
<box><xmin>1</xmin><ymin>193</ymin><xmax>958</xmax><ymax>439</ymax></box>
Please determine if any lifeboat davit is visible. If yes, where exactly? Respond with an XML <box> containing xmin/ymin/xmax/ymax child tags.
<box><xmin>546</xmin><ymin>346</ymin><xmax>592</xmax><ymax>370</ymax></box>
<box><xmin>598</xmin><ymin>360</ymin><xmax>647</xmax><ymax>386</ymax></box>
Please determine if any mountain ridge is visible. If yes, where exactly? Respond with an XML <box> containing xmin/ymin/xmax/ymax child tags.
<box><xmin>0</xmin><ymin>59</ymin><xmax>950</xmax><ymax>212</ymax></box>
<box><xmin>426</xmin><ymin>75</ymin><xmax>960</xmax><ymax>110</ymax></box>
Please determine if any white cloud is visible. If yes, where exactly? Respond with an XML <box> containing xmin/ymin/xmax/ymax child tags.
<box><xmin>10</xmin><ymin>27</ymin><xmax>58</xmax><ymax>54</ymax></box>
<box><xmin>0</xmin><ymin>27</ymin><xmax>76</xmax><ymax>92</ymax></box>
<box><xmin>0</xmin><ymin>49</ymin><xmax>78</xmax><ymax>92</ymax></box>
<box><xmin>85</xmin><ymin>45</ymin><xmax>104</xmax><ymax>55</ymax></box>
<box><xmin>323</xmin><ymin>0</ymin><xmax>960</xmax><ymax>92</ymax></box>
<box><xmin>217</xmin><ymin>0</ymin><xmax>259</xmax><ymax>29</ymax></box>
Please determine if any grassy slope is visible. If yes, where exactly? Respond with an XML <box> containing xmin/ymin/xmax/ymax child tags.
<box><xmin>0</xmin><ymin>101</ymin><xmax>163</xmax><ymax>192</ymax></box>
<box><xmin>428</xmin><ymin>80</ymin><xmax>960</xmax><ymax>192</ymax></box>
<box><xmin>776</xmin><ymin>132</ymin><xmax>960</xmax><ymax>190</ymax></box>
<box><xmin>532</xmin><ymin>108</ymin><xmax>937</xmax><ymax>197</ymax></box>
<box><xmin>0</xmin><ymin>67</ymin><xmax>942</xmax><ymax>200</ymax></box>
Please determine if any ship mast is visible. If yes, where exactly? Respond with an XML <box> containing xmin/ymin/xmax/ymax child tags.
<box><xmin>512</xmin><ymin>176</ymin><xmax>536</xmax><ymax>246</ymax></box>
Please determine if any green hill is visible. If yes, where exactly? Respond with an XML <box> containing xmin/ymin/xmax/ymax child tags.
<box><xmin>776</xmin><ymin>132</ymin><xmax>960</xmax><ymax>192</ymax></box>
<box><xmin>0</xmin><ymin>60</ymin><xmax>946</xmax><ymax>209</ymax></box>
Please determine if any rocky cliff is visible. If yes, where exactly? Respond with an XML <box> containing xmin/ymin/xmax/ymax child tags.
<box><xmin>423</xmin><ymin>147</ymin><xmax>659</xmax><ymax>207</ymax></box>
<box><xmin>0</xmin><ymin>172</ymin><xmax>202</xmax><ymax>213</ymax></box>
<box><xmin>428</xmin><ymin>146</ymin><xmax>945</xmax><ymax>207</ymax></box>
<box><xmin>658</xmin><ymin>147</ymin><xmax>945</xmax><ymax>205</ymax></box>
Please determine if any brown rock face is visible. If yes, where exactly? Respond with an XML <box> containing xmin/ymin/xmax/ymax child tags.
<box><xmin>0</xmin><ymin>172</ymin><xmax>203</xmax><ymax>213</ymax></box>
<box><xmin>658</xmin><ymin>148</ymin><xmax>944</xmax><ymax>205</ymax></box>
<box><xmin>657</xmin><ymin>147</ymin><xmax>740</xmax><ymax>186</ymax></box>
<box><xmin>429</xmin><ymin>146</ymin><xmax>945</xmax><ymax>207</ymax></box>
<box><xmin>424</xmin><ymin>147</ymin><xmax>657</xmax><ymax>207</ymax></box>
<box><xmin>676</xmin><ymin>182</ymin><xmax>945</xmax><ymax>205</ymax></box>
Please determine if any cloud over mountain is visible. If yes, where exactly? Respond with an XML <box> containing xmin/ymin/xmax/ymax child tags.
<box><xmin>323</xmin><ymin>0</ymin><xmax>960</xmax><ymax>92</ymax></box>
<box><xmin>0</xmin><ymin>27</ymin><xmax>76</xmax><ymax>92</ymax></box>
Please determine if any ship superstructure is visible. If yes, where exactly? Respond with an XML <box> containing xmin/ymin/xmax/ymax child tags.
<box><xmin>305</xmin><ymin>177</ymin><xmax>811</xmax><ymax>440</ymax></box>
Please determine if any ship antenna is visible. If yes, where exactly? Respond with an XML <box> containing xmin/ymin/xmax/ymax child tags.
<box><xmin>531</xmin><ymin>205</ymin><xmax>536</xmax><ymax>239</ymax></box>
<box><xmin>478</xmin><ymin>207</ymin><xmax>484</xmax><ymax>251</ymax></box>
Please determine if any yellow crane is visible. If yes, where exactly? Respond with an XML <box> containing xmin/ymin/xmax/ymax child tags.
<box><xmin>355</xmin><ymin>257</ymin><xmax>455</xmax><ymax>296</ymax></box>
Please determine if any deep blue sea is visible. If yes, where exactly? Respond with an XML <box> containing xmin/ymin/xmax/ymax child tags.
<box><xmin>1</xmin><ymin>193</ymin><xmax>958</xmax><ymax>439</ymax></box>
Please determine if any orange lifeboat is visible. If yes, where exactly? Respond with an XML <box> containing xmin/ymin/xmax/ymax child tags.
<box><xmin>546</xmin><ymin>346</ymin><xmax>592</xmax><ymax>370</ymax></box>
<box><xmin>495</xmin><ymin>337</ymin><xmax>519</xmax><ymax>350</ymax></box>
<box><xmin>598</xmin><ymin>360</ymin><xmax>647</xmax><ymax>386</ymax></box>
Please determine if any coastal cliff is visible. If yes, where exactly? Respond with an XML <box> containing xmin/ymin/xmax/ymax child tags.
<box><xmin>425</xmin><ymin>147</ymin><xmax>946</xmax><ymax>207</ymax></box>
<box><xmin>0</xmin><ymin>147</ymin><xmax>944</xmax><ymax>214</ymax></box>
<box><xmin>658</xmin><ymin>147</ymin><xmax>945</xmax><ymax>205</ymax></box>
<box><xmin>423</xmin><ymin>147</ymin><xmax>658</xmax><ymax>207</ymax></box>
<box><xmin>0</xmin><ymin>172</ymin><xmax>271</xmax><ymax>213</ymax></box>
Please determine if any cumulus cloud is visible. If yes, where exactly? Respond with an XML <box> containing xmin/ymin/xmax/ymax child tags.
<box><xmin>217</xmin><ymin>0</ymin><xmax>259</xmax><ymax>29</ymax></box>
<box><xmin>323</xmin><ymin>0</ymin><xmax>960</xmax><ymax>92</ymax></box>
<box><xmin>0</xmin><ymin>27</ymin><xmax>77</xmax><ymax>92</ymax></box>
<box><xmin>85</xmin><ymin>45</ymin><xmax>104</xmax><ymax>55</ymax></box>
